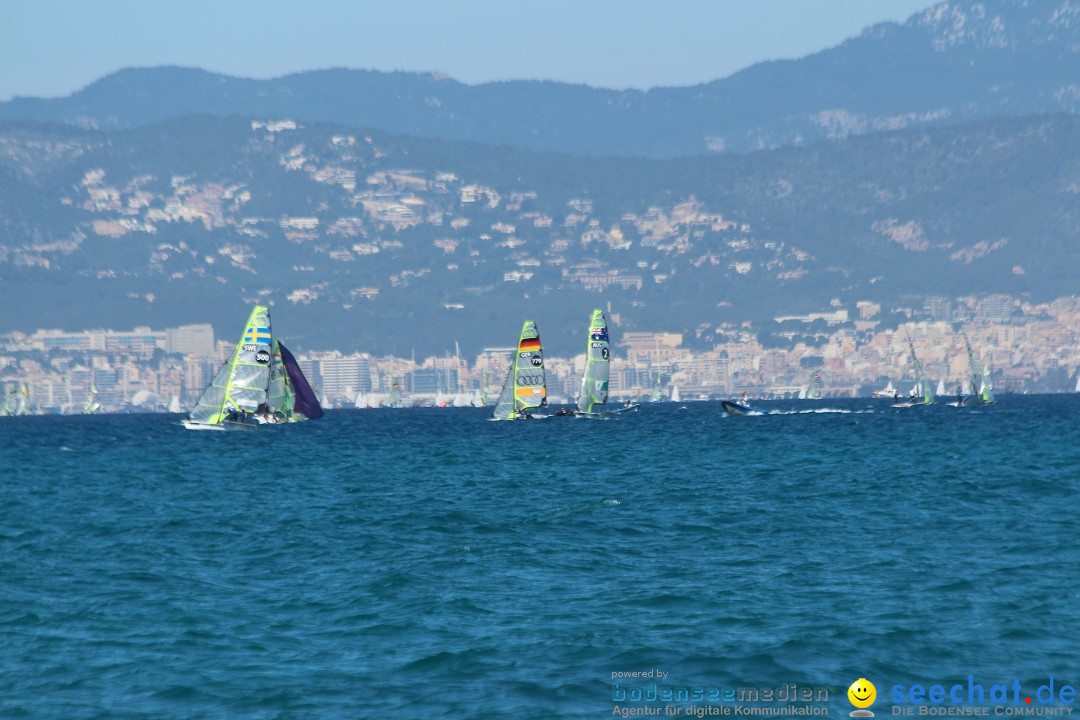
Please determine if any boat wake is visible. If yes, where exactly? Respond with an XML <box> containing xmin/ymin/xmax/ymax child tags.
<box><xmin>773</xmin><ymin>407</ymin><xmax>871</xmax><ymax>415</ymax></box>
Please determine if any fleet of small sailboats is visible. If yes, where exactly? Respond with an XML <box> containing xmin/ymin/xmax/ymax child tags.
<box><xmin>872</xmin><ymin>331</ymin><xmax>998</xmax><ymax>408</ymax></box>
<box><xmin>2</xmin><ymin>302</ymin><xmax>1022</xmax><ymax>421</ymax></box>
<box><xmin>183</xmin><ymin>305</ymin><xmax>322</xmax><ymax>430</ymax></box>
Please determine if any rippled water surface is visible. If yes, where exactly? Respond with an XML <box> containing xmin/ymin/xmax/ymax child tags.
<box><xmin>2</xmin><ymin>396</ymin><xmax>1078</xmax><ymax>718</ymax></box>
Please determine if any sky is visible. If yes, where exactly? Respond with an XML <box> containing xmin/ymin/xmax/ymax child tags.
<box><xmin>3</xmin><ymin>0</ymin><xmax>936</xmax><ymax>101</ymax></box>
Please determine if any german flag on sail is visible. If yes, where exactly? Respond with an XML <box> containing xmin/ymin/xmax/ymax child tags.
<box><xmin>519</xmin><ymin>338</ymin><xmax>541</xmax><ymax>352</ymax></box>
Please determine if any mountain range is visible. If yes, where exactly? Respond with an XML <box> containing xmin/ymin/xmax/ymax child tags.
<box><xmin>3</xmin><ymin>1</ymin><xmax>1079</xmax><ymax>157</ymax></box>
<box><xmin>1</xmin><ymin>0</ymin><xmax>1079</xmax><ymax>356</ymax></box>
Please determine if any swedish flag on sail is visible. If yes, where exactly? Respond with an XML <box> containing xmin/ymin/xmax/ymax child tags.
<box><xmin>244</xmin><ymin>326</ymin><xmax>271</xmax><ymax>344</ymax></box>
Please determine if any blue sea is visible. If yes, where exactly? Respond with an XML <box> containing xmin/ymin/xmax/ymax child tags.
<box><xmin>2</xmin><ymin>396</ymin><xmax>1078</xmax><ymax>719</ymax></box>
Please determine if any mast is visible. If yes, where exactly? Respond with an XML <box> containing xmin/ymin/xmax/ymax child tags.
<box><xmin>961</xmin><ymin>330</ymin><xmax>982</xmax><ymax>400</ymax></box>
<box><xmin>906</xmin><ymin>336</ymin><xmax>933</xmax><ymax>405</ymax></box>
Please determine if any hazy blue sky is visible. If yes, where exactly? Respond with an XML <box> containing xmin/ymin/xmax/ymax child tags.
<box><xmin>3</xmin><ymin>0</ymin><xmax>935</xmax><ymax>100</ymax></box>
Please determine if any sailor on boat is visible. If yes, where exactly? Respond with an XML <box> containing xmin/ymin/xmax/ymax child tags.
<box><xmin>956</xmin><ymin>386</ymin><xmax>963</xmax><ymax>406</ymax></box>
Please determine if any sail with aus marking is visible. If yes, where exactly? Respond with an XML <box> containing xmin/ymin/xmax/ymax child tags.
<box><xmin>577</xmin><ymin>309</ymin><xmax>611</xmax><ymax>414</ymax></box>
<box><xmin>493</xmin><ymin>320</ymin><xmax>546</xmax><ymax>420</ymax></box>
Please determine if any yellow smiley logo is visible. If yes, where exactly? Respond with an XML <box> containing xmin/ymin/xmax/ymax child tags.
<box><xmin>848</xmin><ymin>678</ymin><xmax>876</xmax><ymax>709</ymax></box>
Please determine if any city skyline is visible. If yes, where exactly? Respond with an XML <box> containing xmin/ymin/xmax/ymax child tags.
<box><xmin>4</xmin><ymin>291</ymin><xmax>1080</xmax><ymax>415</ymax></box>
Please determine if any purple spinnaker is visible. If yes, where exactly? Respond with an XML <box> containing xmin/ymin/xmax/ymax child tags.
<box><xmin>279</xmin><ymin>342</ymin><xmax>324</xmax><ymax>420</ymax></box>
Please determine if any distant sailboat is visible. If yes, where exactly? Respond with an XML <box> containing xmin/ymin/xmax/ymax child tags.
<box><xmin>84</xmin><ymin>385</ymin><xmax>101</xmax><ymax>414</ymax></box>
<box><xmin>492</xmin><ymin>320</ymin><xmax>547</xmax><ymax>420</ymax></box>
<box><xmin>480</xmin><ymin>369</ymin><xmax>490</xmax><ymax>406</ymax></box>
<box><xmin>382</xmin><ymin>382</ymin><xmax>403</xmax><ymax>408</ymax></box>
<box><xmin>0</xmin><ymin>383</ymin><xmax>17</xmax><ymax>416</ymax></box>
<box><xmin>650</xmin><ymin>373</ymin><xmax>663</xmax><ymax>403</ymax></box>
<box><xmin>183</xmin><ymin>304</ymin><xmax>322</xmax><ymax>430</ymax></box>
<box><xmin>15</xmin><ymin>384</ymin><xmax>29</xmax><ymax>416</ymax></box>
<box><xmin>670</xmin><ymin>384</ymin><xmax>681</xmax><ymax>403</ymax></box>
<box><xmin>803</xmin><ymin>371</ymin><xmax>822</xmax><ymax>400</ymax></box>
<box><xmin>898</xmin><ymin>339</ymin><xmax>933</xmax><ymax>407</ymax></box>
<box><xmin>961</xmin><ymin>330</ymin><xmax>995</xmax><ymax>405</ymax></box>
<box><xmin>978</xmin><ymin>364</ymin><xmax>996</xmax><ymax>405</ymax></box>
<box><xmin>936</xmin><ymin>378</ymin><xmax>947</xmax><ymax>397</ymax></box>
<box><xmin>168</xmin><ymin>395</ymin><xmax>181</xmax><ymax>413</ymax></box>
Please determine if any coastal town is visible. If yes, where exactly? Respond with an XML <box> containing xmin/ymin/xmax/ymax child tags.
<box><xmin>3</xmin><ymin>292</ymin><xmax>1079</xmax><ymax>414</ymax></box>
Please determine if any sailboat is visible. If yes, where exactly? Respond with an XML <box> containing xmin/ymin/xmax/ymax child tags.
<box><xmin>382</xmin><ymin>382</ymin><xmax>403</xmax><ymax>408</ymax></box>
<box><xmin>670</xmin><ymin>384</ymin><xmax>681</xmax><ymax>403</ymax></box>
<box><xmin>893</xmin><ymin>338</ymin><xmax>933</xmax><ymax>408</ymax></box>
<box><xmin>83</xmin><ymin>384</ymin><xmax>101</xmax><ymax>414</ymax></box>
<box><xmin>183</xmin><ymin>305</ymin><xmax>322</xmax><ymax>430</ymax></box>
<box><xmin>168</xmin><ymin>395</ymin><xmax>181</xmax><ymax>413</ymax></box>
<box><xmin>961</xmin><ymin>330</ymin><xmax>995</xmax><ymax>405</ymax></box>
<box><xmin>574</xmin><ymin>309</ymin><xmax>636</xmax><ymax>418</ymax></box>
<box><xmin>480</xmin><ymin>369</ymin><xmax>490</xmax><ymax>406</ymax></box>
<box><xmin>15</xmin><ymin>384</ymin><xmax>30</xmax><ymax>415</ymax></box>
<box><xmin>492</xmin><ymin>320</ymin><xmax>547</xmax><ymax>420</ymax></box>
<box><xmin>803</xmin><ymin>371</ymin><xmax>822</xmax><ymax>400</ymax></box>
<box><xmin>935</xmin><ymin>378</ymin><xmax>948</xmax><ymax>397</ymax></box>
<box><xmin>978</xmin><ymin>364</ymin><xmax>996</xmax><ymax>405</ymax></box>
<box><xmin>650</xmin><ymin>373</ymin><xmax>663</xmax><ymax>403</ymax></box>
<box><xmin>0</xmin><ymin>383</ymin><xmax>15</xmax><ymax>416</ymax></box>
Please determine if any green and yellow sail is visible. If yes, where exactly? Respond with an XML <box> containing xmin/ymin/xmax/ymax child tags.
<box><xmin>577</xmin><ymin>309</ymin><xmax>610</xmax><ymax>414</ymax></box>
<box><xmin>188</xmin><ymin>305</ymin><xmax>274</xmax><ymax>425</ymax></box>
<box><xmin>492</xmin><ymin>320</ymin><xmax>546</xmax><ymax>420</ymax></box>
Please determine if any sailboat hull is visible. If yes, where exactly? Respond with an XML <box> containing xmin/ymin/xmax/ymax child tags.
<box><xmin>182</xmin><ymin>419</ymin><xmax>258</xmax><ymax>431</ymax></box>
<box><xmin>576</xmin><ymin>403</ymin><xmax>640</xmax><ymax>419</ymax></box>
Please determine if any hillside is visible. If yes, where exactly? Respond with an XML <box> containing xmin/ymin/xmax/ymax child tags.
<box><xmin>1</xmin><ymin>112</ymin><xmax>1078</xmax><ymax>354</ymax></box>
